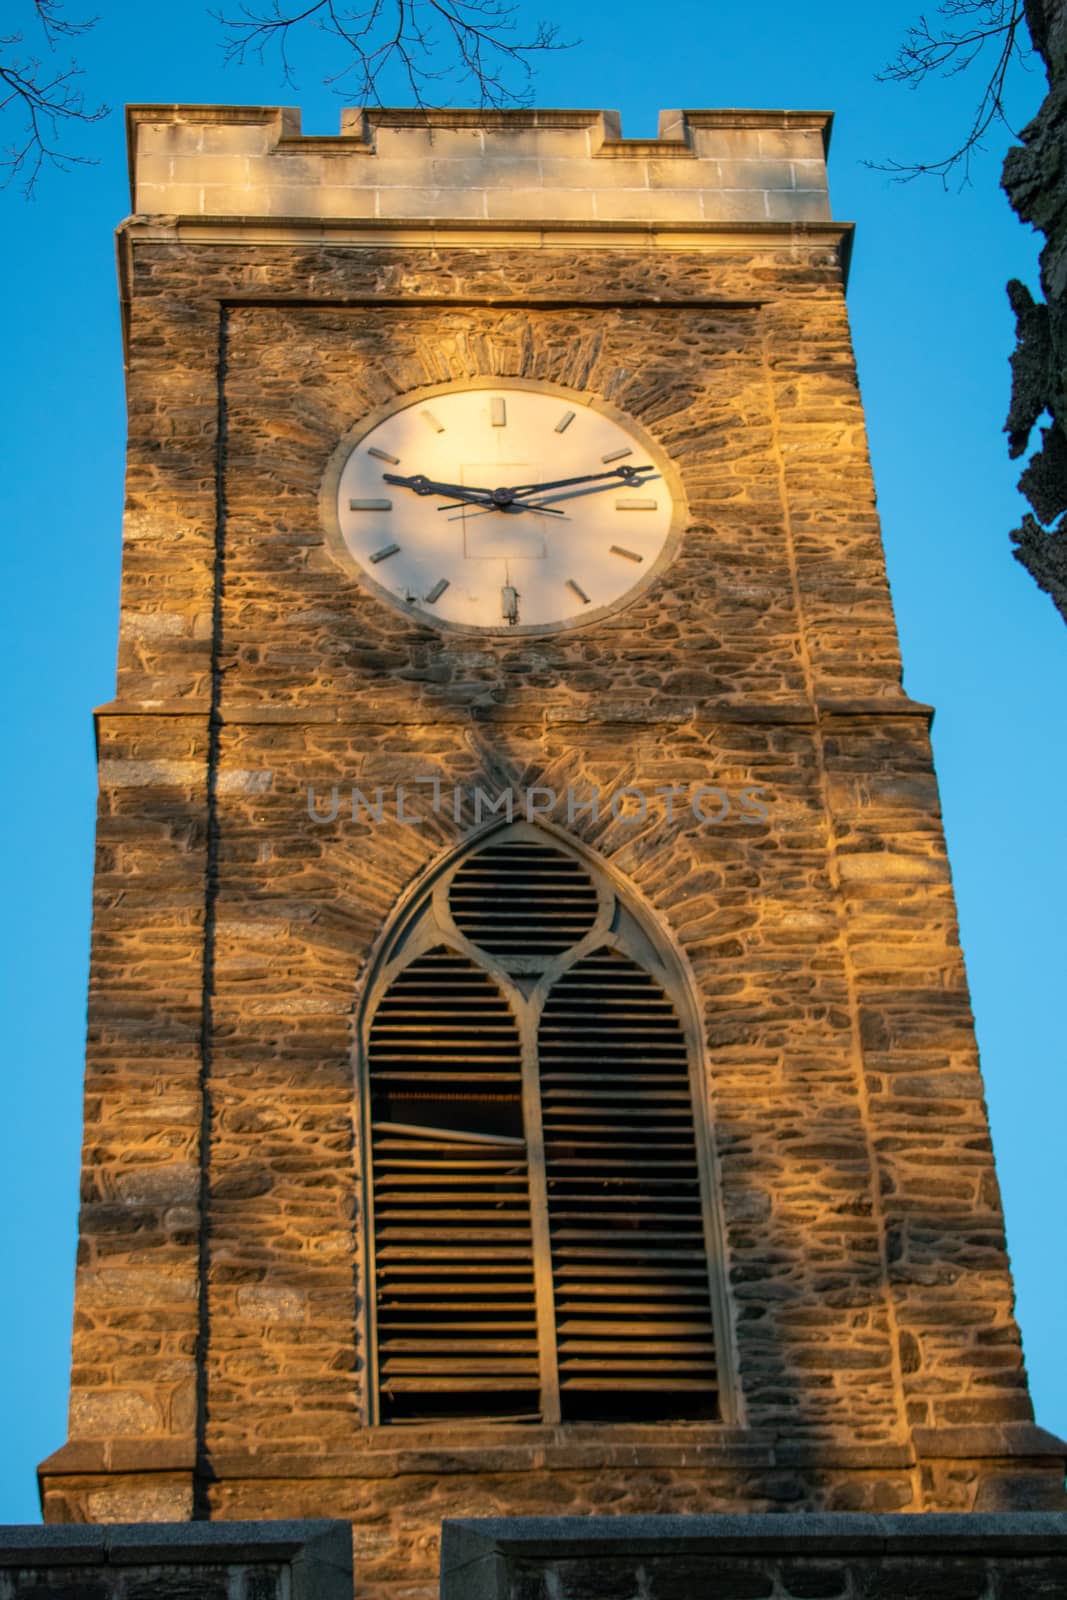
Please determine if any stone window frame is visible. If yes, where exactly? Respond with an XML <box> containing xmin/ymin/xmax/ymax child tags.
<box><xmin>355</xmin><ymin>819</ymin><xmax>738</xmax><ymax>1428</ymax></box>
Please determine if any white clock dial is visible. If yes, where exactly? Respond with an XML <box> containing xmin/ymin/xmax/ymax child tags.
<box><xmin>326</xmin><ymin>386</ymin><xmax>677</xmax><ymax>634</ymax></box>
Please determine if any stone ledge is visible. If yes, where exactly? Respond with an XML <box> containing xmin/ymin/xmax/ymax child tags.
<box><xmin>122</xmin><ymin>214</ymin><xmax>852</xmax><ymax>247</ymax></box>
<box><xmin>912</xmin><ymin>1422</ymin><xmax>1067</xmax><ymax>1461</ymax></box>
<box><xmin>93</xmin><ymin>696</ymin><xmax>933</xmax><ymax>728</ymax></box>
<box><xmin>38</xmin><ymin>1439</ymin><xmax>196</xmax><ymax>1476</ymax></box>
<box><xmin>43</xmin><ymin>1431</ymin><xmax>924</xmax><ymax>1483</ymax></box>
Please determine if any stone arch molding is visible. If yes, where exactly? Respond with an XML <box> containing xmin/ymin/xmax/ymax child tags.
<box><xmin>354</xmin><ymin>818</ymin><xmax>738</xmax><ymax>1430</ymax></box>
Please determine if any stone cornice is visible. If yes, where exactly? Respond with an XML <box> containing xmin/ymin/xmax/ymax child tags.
<box><xmin>92</xmin><ymin>695</ymin><xmax>933</xmax><ymax>730</ymax></box>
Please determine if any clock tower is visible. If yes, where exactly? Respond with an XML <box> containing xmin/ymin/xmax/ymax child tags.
<box><xmin>39</xmin><ymin>103</ymin><xmax>1065</xmax><ymax>1592</ymax></box>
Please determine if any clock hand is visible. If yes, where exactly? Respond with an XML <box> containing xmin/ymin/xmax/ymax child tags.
<box><xmin>445</xmin><ymin>502</ymin><xmax>571</xmax><ymax>522</ymax></box>
<box><xmin>384</xmin><ymin>471</ymin><xmax>563</xmax><ymax>517</ymax></box>
<box><xmin>514</xmin><ymin>472</ymin><xmax>662</xmax><ymax>511</ymax></box>
<box><xmin>506</xmin><ymin>464</ymin><xmax>655</xmax><ymax>498</ymax></box>
<box><xmin>383</xmin><ymin>472</ymin><xmax>499</xmax><ymax>503</ymax></box>
<box><xmin>452</xmin><ymin>470</ymin><xmax>660</xmax><ymax>521</ymax></box>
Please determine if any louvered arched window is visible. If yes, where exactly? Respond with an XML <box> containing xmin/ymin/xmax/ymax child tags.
<box><xmin>359</xmin><ymin>824</ymin><xmax>732</xmax><ymax>1428</ymax></box>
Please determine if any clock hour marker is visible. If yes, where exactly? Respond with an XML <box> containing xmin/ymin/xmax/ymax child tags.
<box><xmin>610</xmin><ymin>544</ymin><xmax>644</xmax><ymax>563</ymax></box>
<box><xmin>425</xmin><ymin>579</ymin><xmax>449</xmax><ymax>604</ymax></box>
<box><xmin>367</xmin><ymin>447</ymin><xmax>400</xmax><ymax>464</ymax></box>
<box><xmin>501</xmin><ymin>585</ymin><xmax>519</xmax><ymax>623</ymax></box>
<box><xmin>615</xmin><ymin>497</ymin><xmax>658</xmax><ymax>511</ymax></box>
<box><xmin>555</xmin><ymin>410</ymin><xmax>576</xmax><ymax>433</ymax></box>
<box><xmin>421</xmin><ymin>410</ymin><xmax>445</xmax><ymax>433</ymax></box>
<box><xmin>369</xmin><ymin>543</ymin><xmax>401</xmax><ymax>564</ymax></box>
<box><xmin>602</xmin><ymin>447</ymin><xmax>633</xmax><ymax>463</ymax></box>
<box><xmin>349</xmin><ymin>498</ymin><xmax>393</xmax><ymax>512</ymax></box>
<box><xmin>566</xmin><ymin>579</ymin><xmax>591</xmax><ymax>604</ymax></box>
<box><xmin>490</xmin><ymin>397</ymin><xmax>507</xmax><ymax>428</ymax></box>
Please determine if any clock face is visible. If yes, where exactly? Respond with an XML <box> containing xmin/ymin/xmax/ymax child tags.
<box><xmin>325</xmin><ymin>386</ymin><xmax>677</xmax><ymax>634</ymax></box>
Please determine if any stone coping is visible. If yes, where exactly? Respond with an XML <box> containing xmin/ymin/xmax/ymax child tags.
<box><xmin>443</xmin><ymin>1511</ymin><xmax>1067</xmax><ymax>1561</ymax></box>
<box><xmin>0</xmin><ymin>1519</ymin><xmax>352</xmax><ymax>1598</ymax></box>
<box><xmin>441</xmin><ymin>1513</ymin><xmax>1067</xmax><ymax>1600</ymax></box>
<box><xmin>124</xmin><ymin>103</ymin><xmax>835</xmax><ymax>155</ymax></box>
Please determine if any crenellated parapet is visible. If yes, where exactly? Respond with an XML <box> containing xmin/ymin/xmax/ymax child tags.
<box><xmin>125</xmin><ymin>104</ymin><xmax>833</xmax><ymax>224</ymax></box>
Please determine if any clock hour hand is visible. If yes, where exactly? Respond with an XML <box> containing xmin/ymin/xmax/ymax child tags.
<box><xmin>384</xmin><ymin>471</ymin><xmax>560</xmax><ymax>516</ymax></box>
<box><xmin>383</xmin><ymin>472</ymin><xmax>496</xmax><ymax>503</ymax></box>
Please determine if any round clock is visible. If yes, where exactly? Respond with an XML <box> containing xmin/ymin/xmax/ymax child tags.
<box><xmin>321</xmin><ymin>382</ymin><xmax>680</xmax><ymax>635</ymax></box>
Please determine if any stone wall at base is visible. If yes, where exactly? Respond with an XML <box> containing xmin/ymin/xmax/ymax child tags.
<box><xmin>0</xmin><ymin>1520</ymin><xmax>352</xmax><ymax>1600</ymax></box>
<box><xmin>440</xmin><ymin>1512</ymin><xmax>1067</xmax><ymax>1600</ymax></box>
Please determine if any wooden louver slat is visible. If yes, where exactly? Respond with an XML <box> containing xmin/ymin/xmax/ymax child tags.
<box><xmin>538</xmin><ymin>949</ymin><xmax>719</xmax><ymax>1422</ymax></box>
<box><xmin>368</xmin><ymin>948</ymin><xmax>540</xmax><ymax>1423</ymax></box>
<box><xmin>448</xmin><ymin>841</ymin><xmax>599</xmax><ymax>957</ymax></box>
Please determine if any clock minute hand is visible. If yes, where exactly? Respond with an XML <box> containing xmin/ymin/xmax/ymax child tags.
<box><xmin>506</xmin><ymin>464</ymin><xmax>655</xmax><ymax>498</ymax></box>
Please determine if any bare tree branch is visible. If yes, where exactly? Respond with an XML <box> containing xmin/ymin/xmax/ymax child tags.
<box><xmin>869</xmin><ymin>0</ymin><xmax>1034</xmax><ymax>185</ymax></box>
<box><xmin>0</xmin><ymin>0</ymin><xmax>109</xmax><ymax>196</ymax></box>
<box><xmin>214</xmin><ymin>0</ymin><xmax>571</xmax><ymax>110</ymax></box>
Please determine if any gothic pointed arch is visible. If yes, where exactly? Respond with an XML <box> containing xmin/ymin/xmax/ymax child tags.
<box><xmin>358</xmin><ymin>822</ymin><xmax>734</xmax><ymax>1427</ymax></box>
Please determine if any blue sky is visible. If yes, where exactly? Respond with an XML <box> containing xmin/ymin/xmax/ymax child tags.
<box><xmin>1</xmin><ymin>0</ymin><xmax>1063</xmax><ymax>1521</ymax></box>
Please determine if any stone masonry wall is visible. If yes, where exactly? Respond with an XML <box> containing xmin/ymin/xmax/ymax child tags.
<box><xmin>40</xmin><ymin>105</ymin><xmax>1065</xmax><ymax>1600</ymax></box>
<box><xmin>0</xmin><ymin>1520</ymin><xmax>353</xmax><ymax>1600</ymax></box>
<box><xmin>440</xmin><ymin>1513</ymin><xmax>1067</xmax><ymax>1600</ymax></box>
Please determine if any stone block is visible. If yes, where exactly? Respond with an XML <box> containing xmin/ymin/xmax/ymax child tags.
<box><xmin>593</xmin><ymin>188</ymin><xmax>705</xmax><ymax>221</ymax></box>
<box><xmin>235</xmin><ymin>1286</ymin><xmax>308</xmax><ymax>1323</ymax></box>
<box><xmin>645</xmin><ymin>159</ymin><xmax>717</xmax><ymax>190</ymax></box>
<box><xmin>68</xmin><ymin>1392</ymin><xmax>161</xmax><ymax>1440</ymax></box>
<box><xmin>791</xmin><ymin>159</ymin><xmax>829</xmax><ymax>190</ymax></box>
<box><xmin>541</xmin><ymin>156</ymin><xmax>652</xmax><ymax>188</ymax></box>
<box><xmin>384</xmin><ymin>185</ymin><xmax>488</xmax><ymax>218</ymax></box>
<box><xmin>769</xmin><ymin>188</ymin><xmax>833</xmax><ymax>221</ymax></box>
<box><xmin>429</xmin><ymin>156</ymin><xmax>545</xmax><ymax>189</ymax></box>
<box><xmin>113</xmin><ymin>1164</ymin><xmax>200</xmax><ymax>1205</ymax></box>
<box><xmin>86</xmin><ymin>1480</ymin><xmax>194</xmax><ymax>1523</ymax></box>
<box><xmin>758</xmin><ymin>128</ymin><xmax>826</xmax><ymax>160</ymax></box>
<box><xmin>687</xmin><ymin>127</ymin><xmax>766</xmax><ymax>160</ymax></box>
<box><xmin>190</xmin><ymin>154</ymin><xmax>252</xmax><ymax>193</ymax></box>
<box><xmin>198</xmin><ymin>122</ymin><xmax>276</xmax><ymax>157</ymax></box>
<box><xmin>481</xmin><ymin>126</ymin><xmax>595</xmax><ymax>158</ymax></box>
<box><xmin>484</xmin><ymin>190</ymin><xmax>597</xmax><ymax>221</ymax></box>
<box><xmin>217</xmin><ymin>767</ymin><xmax>274</xmax><ymax>795</ymax></box>
<box><xmin>374</xmin><ymin>125</ymin><xmax>487</xmax><ymax>158</ymax></box>
<box><xmin>837</xmin><ymin>851</ymin><xmax>948</xmax><ymax>883</ymax></box>
<box><xmin>135</xmin><ymin>182</ymin><xmax>205</xmax><ymax>214</ymax></box>
<box><xmin>716</xmin><ymin>158</ymin><xmax>795</xmax><ymax>191</ymax></box>
<box><xmin>98</xmin><ymin>759</ymin><xmax>205</xmax><ymax>789</ymax></box>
